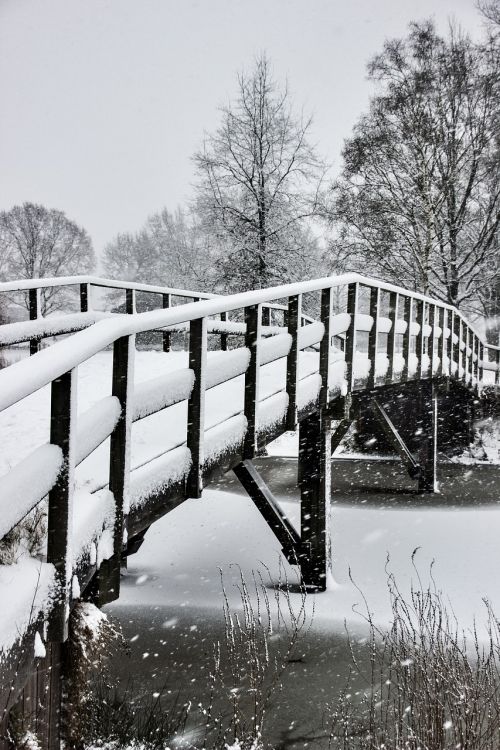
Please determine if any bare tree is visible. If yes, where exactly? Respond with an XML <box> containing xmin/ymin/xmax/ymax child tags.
<box><xmin>329</xmin><ymin>21</ymin><xmax>500</xmax><ymax>311</ymax></box>
<box><xmin>0</xmin><ymin>202</ymin><xmax>95</xmax><ymax>313</ymax></box>
<box><xmin>193</xmin><ymin>54</ymin><xmax>327</xmax><ymax>291</ymax></box>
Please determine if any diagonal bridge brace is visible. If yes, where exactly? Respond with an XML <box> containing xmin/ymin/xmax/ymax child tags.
<box><xmin>369</xmin><ymin>398</ymin><xmax>421</xmax><ymax>480</ymax></box>
<box><xmin>233</xmin><ymin>460</ymin><xmax>302</xmax><ymax>565</ymax></box>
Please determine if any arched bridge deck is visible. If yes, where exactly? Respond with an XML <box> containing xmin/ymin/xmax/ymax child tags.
<box><xmin>0</xmin><ymin>273</ymin><xmax>499</xmax><ymax>743</ymax></box>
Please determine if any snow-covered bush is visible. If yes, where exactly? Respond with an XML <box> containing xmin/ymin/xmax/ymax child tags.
<box><xmin>0</xmin><ymin>501</ymin><xmax>47</xmax><ymax>565</ymax></box>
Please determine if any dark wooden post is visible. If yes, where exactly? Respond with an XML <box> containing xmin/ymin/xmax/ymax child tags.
<box><xmin>186</xmin><ymin>318</ymin><xmax>207</xmax><ymax>497</ymax></box>
<box><xmin>29</xmin><ymin>287</ymin><xmax>41</xmax><ymax>356</ymax></box>
<box><xmin>386</xmin><ymin>291</ymin><xmax>398</xmax><ymax>384</ymax></box>
<box><xmin>243</xmin><ymin>305</ymin><xmax>261</xmax><ymax>459</ymax></box>
<box><xmin>367</xmin><ymin>286</ymin><xmax>380</xmax><ymax>389</ymax></box>
<box><xmin>428</xmin><ymin>304</ymin><xmax>436</xmax><ymax>378</ymax></box>
<box><xmin>125</xmin><ymin>288</ymin><xmax>135</xmax><ymax>314</ymax></box>
<box><xmin>401</xmin><ymin>296</ymin><xmax>412</xmax><ymax>382</ymax></box>
<box><xmin>286</xmin><ymin>295</ymin><xmax>301</xmax><ymax>430</ymax></box>
<box><xmin>319</xmin><ymin>287</ymin><xmax>333</xmax><ymax>408</ymax></box>
<box><xmin>261</xmin><ymin>306</ymin><xmax>271</xmax><ymax>327</ymax></box>
<box><xmin>47</xmin><ymin>369</ymin><xmax>76</xmax><ymax>641</ymax></box>
<box><xmin>99</xmin><ymin>335</ymin><xmax>134</xmax><ymax>604</ymax></box>
<box><xmin>299</xmin><ymin>411</ymin><xmax>332</xmax><ymax>591</ymax></box>
<box><xmin>79</xmin><ymin>283</ymin><xmax>90</xmax><ymax>313</ymax></box>
<box><xmin>417</xmin><ymin>381</ymin><xmax>438</xmax><ymax>493</ymax></box>
<box><xmin>452</xmin><ymin>313</ymin><xmax>461</xmax><ymax>380</ymax></box>
<box><xmin>220</xmin><ymin>310</ymin><xmax>228</xmax><ymax>351</ymax></box>
<box><xmin>438</xmin><ymin>307</ymin><xmax>446</xmax><ymax>376</ymax></box>
<box><xmin>344</xmin><ymin>283</ymin><xmax>358</xmax><ymax>393</ymax></box>
<box><xmin>446</xmin><ymin>310</ymin><xmax>454</xmax><ymax>378</ymax></box>
<box><xmin>162</xmin><ymin>293</ymin><xmax>171</xmax><ymax>352</ymax></box>
<box><xmin>464</xmin><ymin>326</ymin><xmax>470</xmax><ymax>385</ymax></box>
<box><xmin>415</xmin><ymin>299</ymin><xmax>425</xmax><ymax>379</ymax></box>
<box><xmin>478</xmin><ymin>341</ymin><xmax>484</xmax><ymax>384</ymax></box>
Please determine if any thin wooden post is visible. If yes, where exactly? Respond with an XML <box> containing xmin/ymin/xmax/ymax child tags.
<box><xmin>162</xmin><ymin>293</ymin><xmax>171</xmax><ymax>352</ymax></box>
<box><xmin>243</xmin><ymin>305</ymin><xmax>261</xmax><ymax>459</ymax></box>
<box><xmin>344</xmin><ymin>283</ymin><xmax>358</xmax><ymax>392</ymax></box>
<box><xmin>220</xmin><ymin>310</ymin><xmax>228</xmax><ymax>351</ymax></box>
<box><xmin>261</xmin><ymin>306</ymin><xmax>271</xmax><ymax>327</ymax></box>
<box><xmin>299</xmin><ymin>411</ymin><xmax>332</xmax><ymax>591</ymax></box>
<box><xmin>417</xmin><ymin>381</ymin><xmax>438</xmax><ymax>493</ymax></box>
<box><xmin>415</xmin><ymin>299</ymin><xmax>425</xmax><ymax>379</ymax></box>
<box><xmin>496</xmin><ymin>349</ymin><xmax>500</xmax><ymax>387</ymax></box>
<box><xmin>79</xmin><ymin>283</ymin><xmax>91</xmax><ymax>313</ymax></box>
<box><xmin>47</xmin><ymin>369</ymin><xmax>77</xmax><ymax>642</ymax></box>
<box><xmin>125</xmin><ymin>288</ymin><xmax>136</xmax><ymax>314</ymax></box>
<box><xmin>478</xmin><ymin>341</ymin><xmax>484</xmax><ymax>384</ymax></box>
<box><xmin>186</xmin><ymin>318</ymin><xmax>207</xmax><ymax>498</ymax></box>
<box><xmin>386</xmin><ymin>291</ymin><xmax>399</xmax><ymax>384</ymax></box>
<box><xmin>428</xmin><ymin>304</ymin><xmax>437</xmax><ymax>378</ymax></box>
<box><xmin>286</xmin><ymin>295</ymin><xmax>301</xmax><ymax>430</ymax></box>
<box><xmin>367</xmin><ymin>286</ymin><xmax>380</xmax><ymax>389</ymax></box>
<box><xmin>452</xmin><ymin>313</ymin><xmax>461</xmax><ymax>380</ymax></box>
<box><xmin>464</xmin><ymin>326</ymin><xmax>470</xmax><ymax>385</ymax></box>
<box><xmin>401</xmin><ymin>296</ymin><xmax>412</xmax><ymax>382</ymax></box>
<box><xmin>29</xmin><ymin>287</ymin><xmax>41</xmax><ymax>356</ymax></box>
<box><xmin>319</xmin><ymin>287</ymin><xmax>333</xmax><ymax>408</ymax></box>
<box><xmin>99</xmin><ymin>334</ymin><xmax>134</xmax><ymax>604</ymax></box>
<box><xmin>439</xmin><ymin>307</ymin><xmax>447</xmax><ymax>376</ymax></box>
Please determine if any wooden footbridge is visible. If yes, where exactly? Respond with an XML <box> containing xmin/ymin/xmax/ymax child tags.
<box><xmin>0</xmin><ymin>273</ymin><xmax>499</xmax><ymax>747</ymax></box>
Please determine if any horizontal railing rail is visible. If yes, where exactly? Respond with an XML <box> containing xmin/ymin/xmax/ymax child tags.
<box><xmin>0</xmin><ymin>271</ymin><xmax>499</xmax><ymax>644</ymax></box>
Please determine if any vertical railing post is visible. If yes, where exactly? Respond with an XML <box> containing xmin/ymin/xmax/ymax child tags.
<box><xmin>243</xmin><ymin>305</ymin><xmax>261</xmax><ymax>459</ymax></box>
<box><xmin>439</xmin><ymin>307</ymin><xmax>447</xmax><ymax>376</ymax></box>
<box><xmin>415</xmin><ymin>299</ymin><xmax>425</xmax><ymax>379</ymax></box>
<box><xmin>99</xmin><ymin>334</ymin><xmax>134</xmax><ymax>604</ymax></box>
<box><xmin>417</xmin><ymin>381</ymin><xmax>438</xmax><ymax>493</ymax></box>
<box><xmin>47</xmin><ymin>369</ymin><xmax>77</xmax><ymax>642</ymax></box>
<box><xmin>367</xmin><ymin>286</ymin><xmax>380</xmax><ymax>389</ymax></box>
<box><xmin>478</xmin><ymin>341</ymin><xmax>484</xmax><ymax>385</ymax></box>
<box><xmin>428</xmin><ymin>304</ymin><xmax>437</xmax><ymax>378</ymax></box>
<box><xmin>162</xmin><ymin>293</ymin><xmax>171</xmax><ymax>353</ymax></box>
<box><xmin>125</xmin><ymin>288</ymin><xmax>136</xmax><ymax>314</ymax></box>
<box><xmin>220</xmin><ymin>310</ymin><xmax>228</xmax><ymax>351</ymax></box>
<box><xmin>261</xmin><ymin>306</ymin><xmax>271</xmax><ymax>328</ymax></box>
<box><xmin>29</xmin><ymin>287</ymin><xmax>41</xmax><ymax>356</ymax></box>
<box><xmin>79</xmin><ymin>283</ymin><xmax>91</xmax><ymax>313</ymax></box>
<box><xmin>344</xmin><ymin>283</ymin><xmax>359</xmax><ymax>393</ymax></box>
<box><xmin>464</xmin><ymin>326</ymin><xmax>470</xmax><ymax>385</ymax></box>
<box><xmin>386</xmin><ymin>291</ymin><xmax>399</xmax><ymax>385</ymax></box>
<box><xmin>186</xmin><ymin>318</ymin><xmax>207</xmax><ymax>498</ymax></box>
<box><xmin>286</xmin><ymin>295</ymin><xmax>301</xmax><ymax>430</ymax></box>
<box><xmin>496</xmin><ymin>350</ymin><xmax>500</xmax><ymax>387</ymax></box>
<box><xmin>472</xmin><ymin>334</ymin><xmax>478</xmax><ymax>385</ymax></box>
<box><xmin>319</xmin><ymin>287</ymin><xmax>333</xmax><ymax>408</ymax></box>
<box><xmin>452</xmin><ymin>313</ymin><xmax>461</xmax><ymax>380</ymax></box>
<box><xmin>401</xmin><ymin>296</ymin><xmax>412</xmax><ymax>382</ymax></box>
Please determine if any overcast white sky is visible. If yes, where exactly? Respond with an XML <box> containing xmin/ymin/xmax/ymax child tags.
<box><xmin>0</xmin><ymin>0</ymin><xmax>484</xmax><ymax>257</ymax></box>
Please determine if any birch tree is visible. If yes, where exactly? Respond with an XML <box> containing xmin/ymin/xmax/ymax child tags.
<box><xmin>329</xmin><ymin>21</ymin><xmax>500</xmax><ymax>311</ymax></box>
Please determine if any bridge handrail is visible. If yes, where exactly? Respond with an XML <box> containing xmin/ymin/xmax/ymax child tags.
<box><xmin>0</xmin><ymin>272</ymin><xmax>498</xmax><ymax>414</ymax></box>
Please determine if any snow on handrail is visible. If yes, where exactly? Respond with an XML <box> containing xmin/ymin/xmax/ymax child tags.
<box><xmin>0</xmin><ymin>273</ymin><xmax>498</xmax><ymax>415</ymax></box>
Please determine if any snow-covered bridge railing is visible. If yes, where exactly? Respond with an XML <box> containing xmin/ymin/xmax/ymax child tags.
<box><xmin>0</xmin><ymin>272</ymin><xmax>499</xmax><ymax>656</ymax></box>
<box><xmin>0</xmin><ymin>275</ymin><xmax>315</xmax><ymax>354</ymax></box>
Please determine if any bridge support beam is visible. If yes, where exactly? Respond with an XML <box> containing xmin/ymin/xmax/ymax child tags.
<box><xmin>298</xmin><ymin>411</ymin><xmax>332</xmax><ymax>592</ymax></box>
<box><xmin>416</xmin><ymin>382</ymin><xmax>438</xmax><ymax>493</ymax></box>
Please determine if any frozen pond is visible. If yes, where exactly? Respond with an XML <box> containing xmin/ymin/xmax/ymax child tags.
<box><xmin>105</xmin><ymin>456</ymin><xmax>500</xmax><ymax>748</ymax></box>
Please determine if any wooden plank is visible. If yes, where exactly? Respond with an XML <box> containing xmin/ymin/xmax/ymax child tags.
<box><xmin>162</xmin><ymin>293</ymin><xmax>171</xmax><ymax>352</ymax></box>
<box><xmin>99</xmin><ymin>335</ymin><xmax>134</xmax><ymax>605</ymax></box>
<box><xmin>298</xmin><ymin>411</ymin><xmax>332</xmax><ymax>591</ymax></box>
<box><xmin>386</xmin><ymin>291</ymin><xmax>399</xmax><ymax>384</ymax></box>
<box><xmin>344</xmin><ymin>282</ymin><xmax>358</xmax><ymax>392</ymax></box>
<box><xmin>319</xmin><ymin>287</ymin><xmax>333</xmax><ymax>408</ymax></box>
<box><xmin>233</xmin><ymin>460</ymin><xmax>301</xmax><ymax>563</ymax></box>
<box><xmin>367</xmin><ymin>286</ymin><xmax>380</xmax><ymax>389</ymax></box>
<box><xmin>370</xmin><ymin>398</ymin><xmax>420</xmax><ymax>480</ymax></box>
<box><xmin>186</xmin><ymin>318</ymin><xmax>207</xmax><ymax>497</ymax></box>
<box><xmin>286</xmin><ymin>294</ymin><xmax>301</xmax><ymax>429</ymax></box>
<box><xmin>401</xmin><ymin>296</ymin><xmax>412</xmax><ymax>382</ymax></box>
<box><xmin>29</xmin><ymin>287</ymin><xmax>40</xmax><ymax>356</ymax></box>
<box><xmin>243</xmin><ymin>305</ymin><xmax>261</xmax><ymax>459</ymax></box>
<box><xmin>47</xmin><ymin>369</ymin><xmax>76</xmax><ymax>642</ymax></box>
